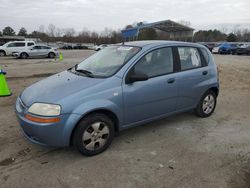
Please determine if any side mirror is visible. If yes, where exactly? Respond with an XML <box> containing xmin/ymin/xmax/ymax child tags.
<box><xmin>126</xmin><ymin>71</ymin><xmax>148</xmax><ymax>84</ymax></box>
<box><xmin>30</xmin><ymin>48</ymin><xmax>33</xmax><ymax>50</ymax></box>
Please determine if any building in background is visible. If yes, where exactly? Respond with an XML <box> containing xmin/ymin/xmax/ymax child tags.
<box><xmin>0</xmin><ymin>35</ymin><xmax>25</xmax><ymax>45</ymax></box>
<box><xmin>122</xmin><ymin>20</ymin><xmax>194</xmax><ymax>42</ymax></box>
<box><xmin>0</xmin><ymin>35</ymin><xmax>41</xmax><ymax>46</ymax></box>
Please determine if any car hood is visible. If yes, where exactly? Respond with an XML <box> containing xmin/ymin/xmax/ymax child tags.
<box><xmin>21</xmin><ymin>70</ymin><xmax>105</xmax><ymax>107</ymax></box>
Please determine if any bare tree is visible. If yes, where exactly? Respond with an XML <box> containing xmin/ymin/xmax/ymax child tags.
<box><xmin>63</xmin><ymin>28</ymin><xmax>76</xmax><ymax>37</ymax></box>
<box><xmin>38</xmin><ymin>25</ymin><xmax>45</xmax><ymax>33</ymax></box>
<box><xmin>47</xmin><ymin>24</ymin><xmax>56</xmax><ymax>37</ymax></box>
<box><xmin>55</xmin><ymin>28</ymin><xmax>62</xmax><ymax>37</ymax></box>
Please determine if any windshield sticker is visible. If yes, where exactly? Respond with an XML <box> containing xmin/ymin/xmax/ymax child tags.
<box><xmin>117</xmin><ymin>46</ymin><xmax>133</xmax><ymax>51</ymax></box>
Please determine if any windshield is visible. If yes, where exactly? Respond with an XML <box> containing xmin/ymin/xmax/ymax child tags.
<box><xmin>3</xmin><ymin>42</ymin><xmax>11</xmax><ymax>47</ymax></box>
<box><xmin>76</xmin><ymin>45</ymin><xmax>141</xmax><ymax>78</ymax></box>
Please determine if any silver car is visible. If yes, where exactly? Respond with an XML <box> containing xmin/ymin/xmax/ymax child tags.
<box><xmin>13</xmin><ymin>45</ymin><xmax>58</xmax><ymax>59</ymax></box>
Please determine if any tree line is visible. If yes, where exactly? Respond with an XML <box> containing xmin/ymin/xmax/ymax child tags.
<box><xmin>0</xmin><ymin>24</ymin><xmax>250</xmax><ymax>44</ymax></box>
<box><xmin>193</xmin><ymin>29</ymin><xmax>250</xmax><ymax>42</ymax></box>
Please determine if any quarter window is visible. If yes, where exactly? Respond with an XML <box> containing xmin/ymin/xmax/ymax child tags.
<box><xmin>178</xmin><ymin>47</ymin><xmax>201</xmax><ymax>71</ymax></box>
<box><xmin>133</xmin><ymin>47</ymin><xmax>173</xmax><ymax>78</ymax></box>
<box><xmin>200</xmin><ymin>48</ymin><xmax>209</xmax><ymax>65</ymax></box>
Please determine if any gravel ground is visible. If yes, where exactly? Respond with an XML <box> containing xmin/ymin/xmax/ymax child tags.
<box><xmin>0</xmin><ymin>50</ymin><xmax>250</xmax><ymax>188</ymax></box>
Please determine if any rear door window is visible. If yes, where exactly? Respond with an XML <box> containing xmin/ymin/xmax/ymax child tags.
<box><xmin>28</xmin><ymin>42</ymin><xmax>34</xmax><ymax>46</ymax></box>
<box><xmin>15</xmin><ymin>42</ymin><xmax>25</xmax><ymax>47</ymax></box>
<box><xmin>41</xmin><ymin>46</ymin><xmax>51</xmax><ymax>49</ymax></box>
<box><xmin>33</xmin><ymin>46</ymin><xmax>42</xmax><ymax>50</ymax></box>
<box><xmin>178</xmin><ymin>47</ymin><xmax>201</xmax><ymax>71</ymax></box>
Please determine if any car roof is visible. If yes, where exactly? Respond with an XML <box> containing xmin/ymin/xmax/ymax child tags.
<box><xmin>10</xmin><ymin>41</ymin><xmax>34</xmax><ymax>43</ymax></box>
<box><xmin>34</xmin><ymin>44</ymin><xmax>50</xmax><ymax>47</ymax></box>
<box><xmin>121</xmin><ymin>40</ymin><xmax>203</xmax><ymax>48</ymax></box>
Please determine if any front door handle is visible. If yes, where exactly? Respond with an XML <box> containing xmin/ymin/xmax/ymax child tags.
<box><xmin>167</xmin><ymin>78</ymin><xmax>175</xmax><ymax>84</ymax></box>
<box><xmin>202</xmin><ymin>71</ymin><xmax>208</xmax><ymax>75</ymax></box>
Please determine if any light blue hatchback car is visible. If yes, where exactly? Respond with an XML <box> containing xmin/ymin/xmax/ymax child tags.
<box><xmin>15</xmin><ymin>41</ymin><xmax>219</xmax><ymax>156</ymax></box>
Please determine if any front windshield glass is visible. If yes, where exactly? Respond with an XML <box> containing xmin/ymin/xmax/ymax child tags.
<box><xmin>3</xmin><ymin>42</ymin><xmax>11</xmax><ymax>47</ymax></box>
<box><xmin>76</xmin><ymin>45</ymin><xmax>141</xmax><ymax>77</ymax></box>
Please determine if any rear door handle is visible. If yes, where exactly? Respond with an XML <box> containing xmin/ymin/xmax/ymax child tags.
<box><xmin>202</xmin><ymin>71</ymin><xmax>208</xmax><ymax>75</ymax></box>
<box><xmin>167</xmin><ymin>78</ymin><xmax>175</xmax><ymax>84</ymax></box>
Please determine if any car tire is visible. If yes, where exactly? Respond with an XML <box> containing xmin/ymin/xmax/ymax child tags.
<box><xmin>20</xmin><ymin>52</ymin><xmax>28</xmax><ymax>59</ymax></box>
<box><xmin>0</xmin><ymin>50</ymin><xmax>6</xmax><ymax>57</ymax></box>
<box><xmin>195</xmin><ymin>90</ymin><xmax>217</xmax><ymax>118</ymax></box>
<box><xmin>73</xmin><ymin>113</ymin><xmax>115</xmax><ymax>156</ymax></box>
<box><xmin>48</xmin><ymin>52</ymin><xmax>55</xmax><ymax>58</ymax></box>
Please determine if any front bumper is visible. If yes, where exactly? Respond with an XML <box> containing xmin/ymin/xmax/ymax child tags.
<box><xmin>15</xmin><ymin>97</ymin><xmax>81</xmax><ymax>147</ymax></box>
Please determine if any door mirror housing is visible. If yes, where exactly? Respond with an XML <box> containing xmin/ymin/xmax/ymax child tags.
<box><xmin>126</xmin><ymin>71</ymin><xmax>148</xmax><ymax>84</ymax></box>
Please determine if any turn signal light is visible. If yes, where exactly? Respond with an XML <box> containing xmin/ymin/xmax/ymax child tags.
<box><xmin>25</xmin><ymin>114</ymin><xmax>60</xmax><ymax>123</ymax></box>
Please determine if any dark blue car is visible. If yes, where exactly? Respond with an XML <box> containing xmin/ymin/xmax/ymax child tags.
<box><xmin>212</xmin><ymin>43</ymin><xmax>237</xmax><ymax>54</ymax></box>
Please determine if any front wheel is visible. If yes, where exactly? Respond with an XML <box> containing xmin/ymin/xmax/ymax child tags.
<box><xmin>73</xmin><ymin>113</ymin><xmax>114</xmax><ymax>156</ymax></box>
<box><xmin>48</xmin><ymin>52</ymin><xmax>55</xmax><ymax>58</ymax></box>
<box><xmin>20</xmin><ymin>52</ymin><xmax>28</xmax><ymax>59</ymax></box>
<box><xmin>195</xmin><ymin>90</ymin><xmax>217</xmax><ymax>117</ymax></box>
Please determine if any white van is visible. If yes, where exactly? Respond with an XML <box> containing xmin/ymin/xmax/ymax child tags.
<box><xmin>0</xmin><ymin>41</ymin><xmax>35</xmax><ymax>56</ymax></box>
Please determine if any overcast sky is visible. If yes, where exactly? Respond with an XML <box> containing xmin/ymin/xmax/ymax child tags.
<box><xmin>1</xmin><ymin>0</ymin><xmax>250</xmax><ymax>33</ymax></box>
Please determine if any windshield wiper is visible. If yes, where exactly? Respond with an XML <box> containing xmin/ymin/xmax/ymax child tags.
<box><xmin>74</xmin><ymin>64</ymin><xmax>94</xmax><ymax>77</ymax></box>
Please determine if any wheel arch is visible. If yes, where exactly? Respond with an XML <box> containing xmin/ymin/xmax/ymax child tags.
<box><xmin>48</xmin><ymin>52</ymin><xmax>56</xmax><ymax>57</ymax></box>
<box><xmin>69</xmin><ymin>109</ymin><xmax>120</xmax><ymax>146</ymax></box>
<box><xmin>209</xmin><ymin>87</ymin><xmax>219</xmax><ymax>97</ymax></box>
<box><xmin>21</xmin><ymin>52</ymin><xmax>29</xmax><ymax>58</ymax></box>
<box><xmin>0</xmin><ymin>49</ymin><xmax>6</xmax><ymax>56</ymax></box>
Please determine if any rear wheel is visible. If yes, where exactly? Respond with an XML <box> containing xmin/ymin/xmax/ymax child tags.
<box><xmin>196</xmin><ymin>90</ymin><xmax>217</xmax><ymax>117</ymax></box>
<box><xmin>73</xmin><ymin>113</ymin><xmax>114</xmax><ymax>156</ymax></box>
<box><xmin>48</xmin><ymin>52</ymin><xmax>55</xmax><ymax>58</ymax></box>
<box><xmin>20</xmin><ymin>52</ymin><xmax>28</xmax><ymax>59</ymax></box>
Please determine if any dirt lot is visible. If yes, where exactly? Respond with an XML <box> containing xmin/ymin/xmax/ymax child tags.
<box><xmin>0</xmin><ymin>50</ymin><xmax>250</xmax><ymax>188</ymax></box>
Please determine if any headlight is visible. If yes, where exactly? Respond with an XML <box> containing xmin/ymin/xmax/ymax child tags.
<box><xmin>28</xmin><ymin>103</ymin><xmax>61</xmax><ymax>116</ymax></box>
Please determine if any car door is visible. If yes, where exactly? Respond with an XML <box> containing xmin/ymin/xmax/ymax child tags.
<box><xmin>15</xmin><ymin>42</ymin><xmax>25</xmax><ymax>53</ymax></box>
<box><xmin>122</xmin><ymin>47</ymin><xmax>178</xmax><ymax>125</ymax></box>
<box><xmin>29</xmin><ymin>46</ymin><xmax>41</xmax><ymax>57</ymax></box>
<box><xmin>174</xmin><ymin>46</ymin><xmax>209</xmax><ymax>110</ymax></box>
<box><xmin>40</xmin><ymin>46</ymin><xmax>50</xmax><ymax>57</ymax></box>
<box><xmin>5</xmin><ymin>42</ymin><xmax>16</xmax><ymax>55</ymax></box>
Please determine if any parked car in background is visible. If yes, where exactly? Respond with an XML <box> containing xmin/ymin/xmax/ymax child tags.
<box><xmin>0</xmin><ymin>41</ymin><xmax>35</xmax><ymax>56</ymax></box>
<box><xmin>15</xmin><ymin>41</ymin><xmax>219</xmax><ymax>156</ymax></box>
<box><xmin>73</xmin><ymin>44</ymin><xmax>88</xmax><ymax>50</ymax></box>
<box><xmin>94</xmin><ymin>44</ymin><xmax>107</xmax><ymax>51</ymax></box>
<box><xmin>212</xmin><ymin>43</ymin><xmax>236</xmax><ymax>54</ymax></box>
<box><xmin>62</xmin><ymin>44</ymin><xmax>73</xmax><ymax>50</ymax></box>
<box><xmin>233</xmin><ymin>45</ymin><xmax>250</xmax><ymax>55</ymax></box>
<box><xmin>203</xmin><ymin>43</ymin><xmax>215</xmax><ymax>52</ymax></box>
<box><xmin>211</xmin><ymin>43</ymin><xmax>221</xmax><ymax>54</ymax></box>
<box><xmin>228</xmin><ymin>44</ymin><xmax>240</xmax><ymax>54</ymax></box>
<box><xmin>12</xmin><ymin>45</ymin><xmax>58</xmax><ymax>59</ymax></box>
